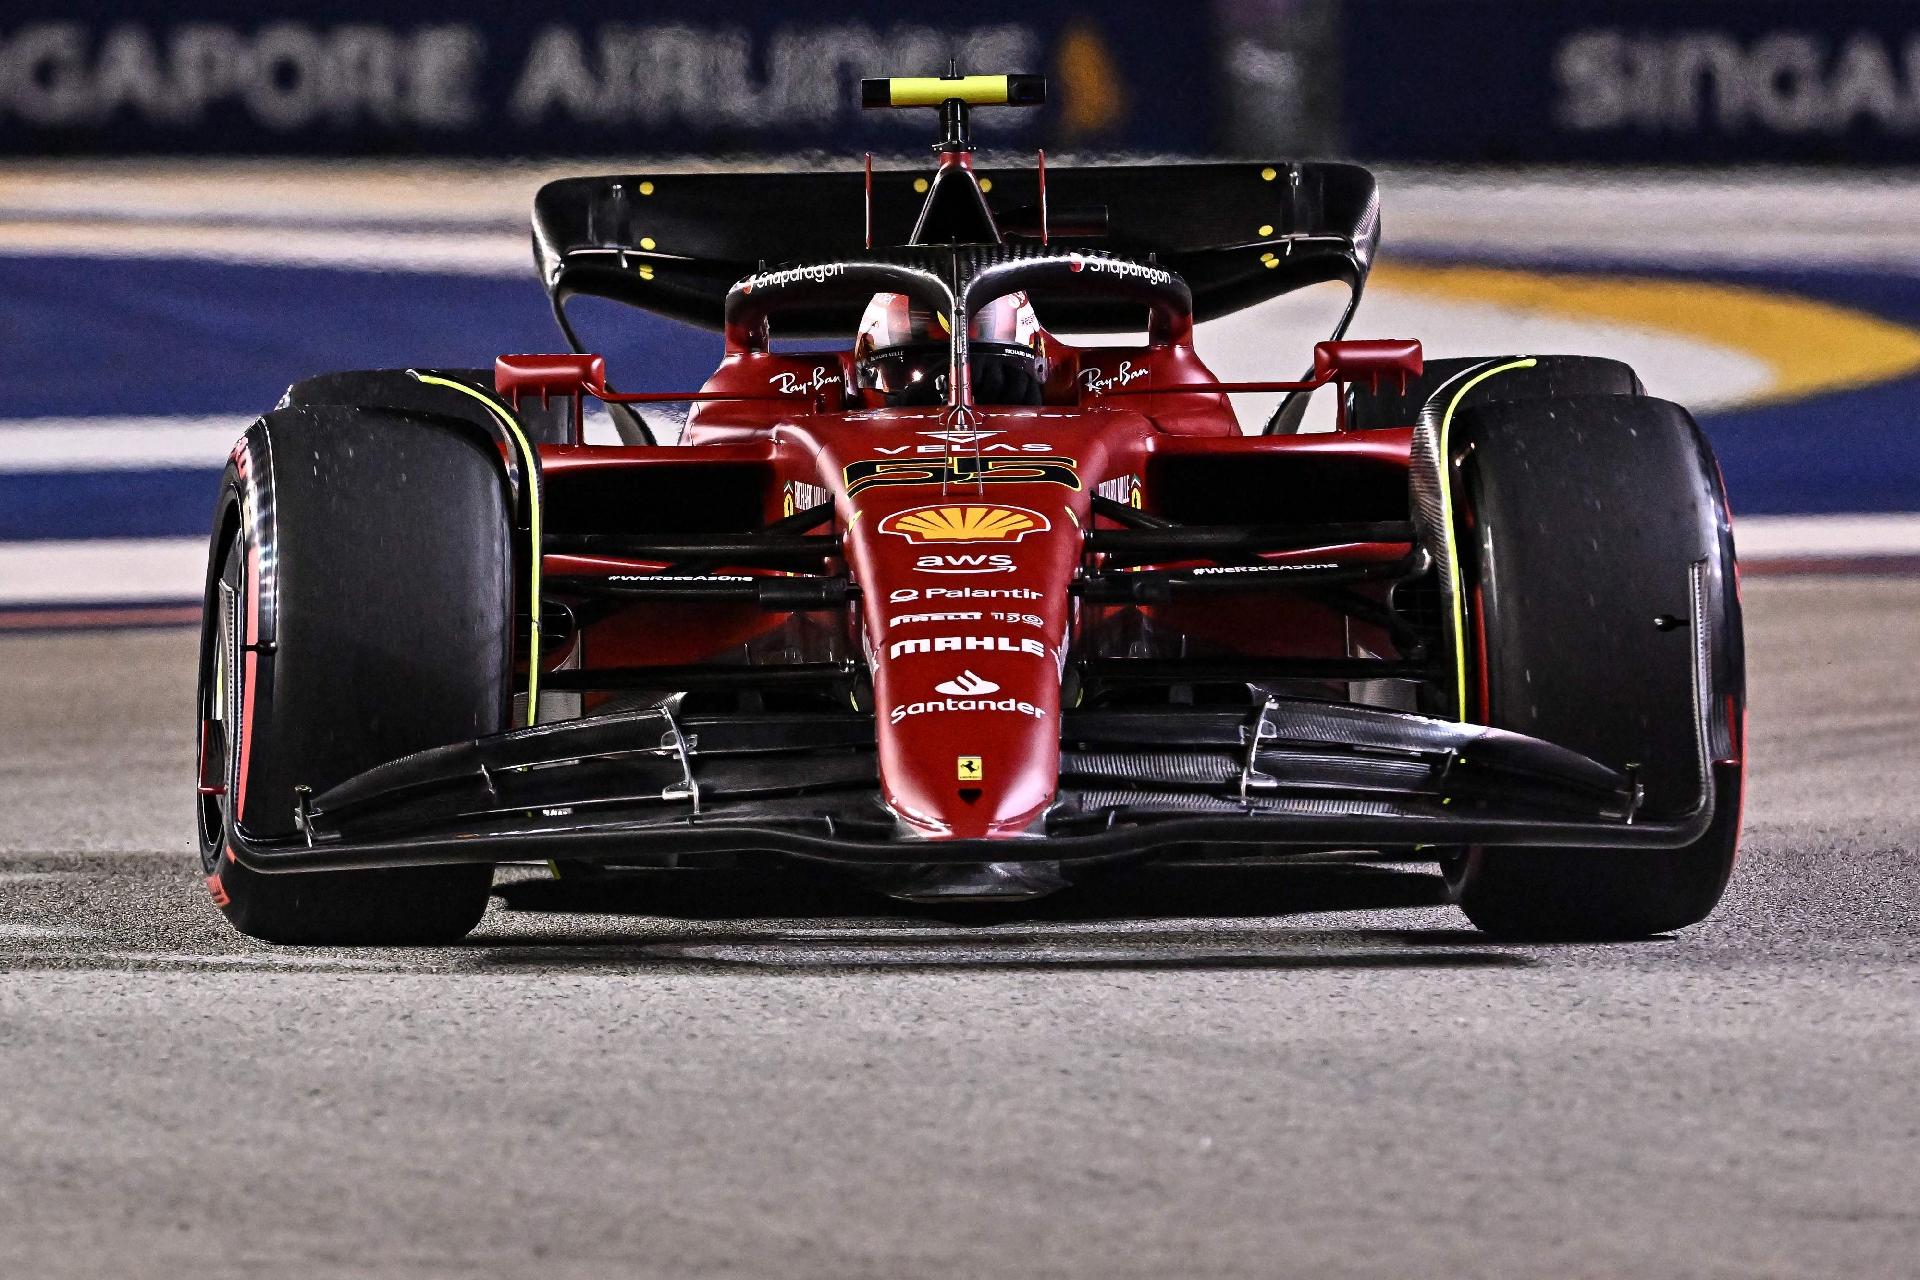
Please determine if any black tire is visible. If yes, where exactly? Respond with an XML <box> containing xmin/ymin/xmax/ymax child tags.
<box><xmin>281</xmin><ymin>368</ymin><xmax>573</xmax><ymax>445</ymax></box>
<box><xmin>1421</xmin><ymin>394</ymin><xmax>1745</xmax><ymax>940</ymax></box>
<box><xmin>1345</xmin><ymin>354</ymin><xmax>1643</xmax><ymax>431</ymax></box>
<box><xmin>195</xmin><ymin>406</ymin><xmax>513</xmax><ymax>944</ymax></box>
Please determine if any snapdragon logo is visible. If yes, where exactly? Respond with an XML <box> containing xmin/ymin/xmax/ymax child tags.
<box><xmin>1065</xmin><ymin>253</ymin><xmax>1174</xmax><ymax>286</ymax></box>
<box><xmin>739</xmin><ymin>262</ymin><xmax>846</xmax><ymax>294</ymax></box>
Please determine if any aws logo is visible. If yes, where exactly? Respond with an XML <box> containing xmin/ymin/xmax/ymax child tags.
<box><xmin>878</xmin><ymin>504</ymin><xmax>1051</xmax><ymax>545</ymax></box>
<box><xmin>915</xmin><ymin>553</ymin><xmax>1015</xmax><ymax>575</ymax></box>
<box><xmin>844</xmin><ymin>455</ymin><xmax>1080</xmax><ymax>496</ymax></box>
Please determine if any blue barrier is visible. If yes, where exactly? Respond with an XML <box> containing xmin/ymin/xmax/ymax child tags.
<box><xmin>0</xmin><ymin>2</ymin><xmax>1213</xmax><ymax>155</ymax></box>
<box><xmin>5</xmin><ymin>251</ymin><xmax>1920</xmax><ymax>521</ymax></box>
<box><xmin>3</xmin><ymin>239</ymin><xmax>1918</xmax><ymax>618</ymax></box>
<box><xmin>1344</xmin><ymin>0</ymin><xmax>1920</xmax><ymax>164</ymax></box>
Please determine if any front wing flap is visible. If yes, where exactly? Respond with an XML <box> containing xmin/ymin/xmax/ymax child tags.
<box><xmin>221</xmin><ymin>695</ymin><xmax>1717</xmax><ymax>874</ymax></box>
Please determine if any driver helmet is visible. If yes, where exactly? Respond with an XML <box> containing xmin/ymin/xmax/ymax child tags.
<box><xmin>853</xmin><ymin>292</ymin><xmax>1047</xmax><ymax>407</ymax></box>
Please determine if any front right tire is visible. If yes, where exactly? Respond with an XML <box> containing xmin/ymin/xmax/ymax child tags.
<box><xmin>1344</xmin><ymin>353</ymin><xmax>1643</xmax><ymax>431</ymax></box>
<box><xmin>1420</xmin><ymin>393</ymin><xmax>1746</xmax><ymax>940</ymax></box>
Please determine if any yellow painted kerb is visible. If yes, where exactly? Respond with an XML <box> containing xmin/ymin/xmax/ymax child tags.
<box><xmin>1376</xmin><ymin>262</ymin><xmax>1920</xmax><ymax>406</ymax></box>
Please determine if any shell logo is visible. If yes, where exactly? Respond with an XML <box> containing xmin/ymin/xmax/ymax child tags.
<box><xmin>877</xmin><ymin>504</ymin><xmax>1052</xmax><ymax>545</ymax></box>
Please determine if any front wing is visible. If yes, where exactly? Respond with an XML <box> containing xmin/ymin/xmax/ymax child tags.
<box><xmin>222</xmin><ymin>685</ymin><xmax>1721</xmax><ymax>876</ymax></box>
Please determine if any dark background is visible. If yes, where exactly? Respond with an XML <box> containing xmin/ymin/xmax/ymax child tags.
<box><xmin>3</xmin><ymin>0</ymin><xmax>1918</xmax><ymax>162</ymax></box>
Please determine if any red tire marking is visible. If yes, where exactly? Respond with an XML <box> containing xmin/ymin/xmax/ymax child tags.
<box><xmin>235</xmin><ymin>451</ymin><xmax>262</xmax><ymax>824</ymax></box>
<box><xmin>1469</xmin><ymin>582</ymin><xmax>1490</xmax><ymax>721</ymax></box>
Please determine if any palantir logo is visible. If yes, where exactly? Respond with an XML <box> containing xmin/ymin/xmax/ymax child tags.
<box><xmin>935</xmin><ymin>671</ymin><xmax>999</xmax><ymax>696</ymax></box>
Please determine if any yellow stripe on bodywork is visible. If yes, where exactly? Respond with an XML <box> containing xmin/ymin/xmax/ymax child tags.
<box><xmin>412</xmin><ymin>375</ymin><xmax>544</xmax><ymax>727</ymax></box>
<box><xmin>1434</xmin><ymin>358</ymin><xmax>1536</xmax><ymax>723</ymax></box>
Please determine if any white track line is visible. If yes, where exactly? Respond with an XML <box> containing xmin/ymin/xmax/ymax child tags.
<box><xmin>1735</xmin><ymin>513</ymin><xmax>1920</xmax><ymax>559</ymax></box>
<box><xmin>0</xmin><ymin>950</ymin><xmax>406</xmax><ymax>969</ymax></box>
<box><xmin>0</xmin><ymin>414</ymin><xmax>629</xmax><ymax>474</ymax></box>
<box><xmin>0</xmin><ymin>923</ymin><xmax>99</xmax><ymax>939</ymax></box>
<box><xmin>0</xmin><ymin>418</ymin><xmax>244</xmax><ymax>472</ymax></box>
<box><xmin>0</xmin><ymin>519</ymin><xmax>1914</xmax><ymax>610</ymax></box>
<box><xmin>0</xmin><ymin>223</ymin><xmax>530</xmax><ymax>274</ymax></box>
<box><xmin>8</xmin><ymin>166</ymin><xmax>1920</xmax><ymax>269</ymax></box>
<box><xmin>0</xmin><ymin>538</ymin><xmax>206</xmax><ymax>604</ymax></box>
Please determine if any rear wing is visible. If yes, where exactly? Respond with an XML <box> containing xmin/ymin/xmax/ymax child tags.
<box><xmin>532</xmin><ymin>161</ymin><xmax>1380</xmax><ymax>338</ymax></box>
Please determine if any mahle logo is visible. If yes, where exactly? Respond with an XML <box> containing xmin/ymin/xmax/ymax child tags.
<box><xmin>890</xmin><ymin>635</ymin><xmax>1049</xmax><ymax>660</ymax></box>
<box><xmin>878</xmin><ymin>504</ymin><xmax>1051</xmax><ymax>545</ymax></box>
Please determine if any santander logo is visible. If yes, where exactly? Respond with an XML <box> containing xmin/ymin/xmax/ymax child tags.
<box><xmin>935</xmin><ymin>670</ymin><xmax>1000</xmax><ymax>696</ymax></box>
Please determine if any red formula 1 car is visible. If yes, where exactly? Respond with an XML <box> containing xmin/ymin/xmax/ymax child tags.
<box><xmin>195</xmin><ymin>74</ymin><xmax>1743</xmax><ymax>945</ymax></box>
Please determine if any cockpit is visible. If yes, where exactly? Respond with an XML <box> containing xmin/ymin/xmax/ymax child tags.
<box><xmin>666</xmin><ymin>246</ymin><xmax>1236</xmax><ymax>443</ymax></box>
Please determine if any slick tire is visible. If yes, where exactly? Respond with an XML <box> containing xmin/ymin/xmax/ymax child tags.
<box><xmin>1417</xmin><ymin>394</ymin><xmax>1746</xmax><ymax>940</ymax></box>
<box><xmin>1344</xmin><ymin>354</ymin><xmax>1643</xmax><ymax>432</ymax></box>
<box><xmin>195</xmin><ymin>406</ymin><xmax>513</xmax><ymax>945</ymax></box>
<box><xmin>280</xmin><ymin>368</ymin><xmax>573</xmax><ymax>445</ymax></box>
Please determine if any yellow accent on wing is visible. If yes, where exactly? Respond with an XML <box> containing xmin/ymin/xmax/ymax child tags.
<box><xmin>886</xmin><ymin>75</ymin><xmax>1014</xmax><ymax>107</ymax></box>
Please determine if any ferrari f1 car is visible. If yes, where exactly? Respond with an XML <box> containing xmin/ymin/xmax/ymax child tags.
<box><xmin>195</xmin><ymin>73</ymin><xmax>1743</xmax><ymax>944</ymax></box>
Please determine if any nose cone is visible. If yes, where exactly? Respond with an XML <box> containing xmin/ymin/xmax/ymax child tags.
<box><xmin>849</xmin><ymin>491</ymin><xmax>1080</xmax><ymax>838</ymax></box>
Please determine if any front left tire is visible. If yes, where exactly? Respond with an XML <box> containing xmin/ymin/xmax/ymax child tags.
<box><xmin>196</xmin><ymin>406</ymin><xmax>514</xmax><ymax>944</ymax></box>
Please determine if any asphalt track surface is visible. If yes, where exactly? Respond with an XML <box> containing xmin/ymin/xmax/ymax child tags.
<box><xmin>1</xmin><ymin>576</ymin><xmax>1916</xmax><ymax>1279</ymax></box>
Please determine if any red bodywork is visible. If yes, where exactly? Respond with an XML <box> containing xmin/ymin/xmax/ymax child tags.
<box><xmin>508</xmin><ymin>318</ymin><xmax>1422</xmax><ymax>844</ymax></box>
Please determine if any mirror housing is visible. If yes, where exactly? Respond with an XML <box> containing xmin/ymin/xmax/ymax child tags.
<box><xmin>1312</xmin><ymin>339</ymin><xmax>1423</xmax><ymax>393</ymax></box>
<box><xmin>495</xmin><ymin>353</ymin><xmax>606</xmax><ymax>404</ymax></box>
